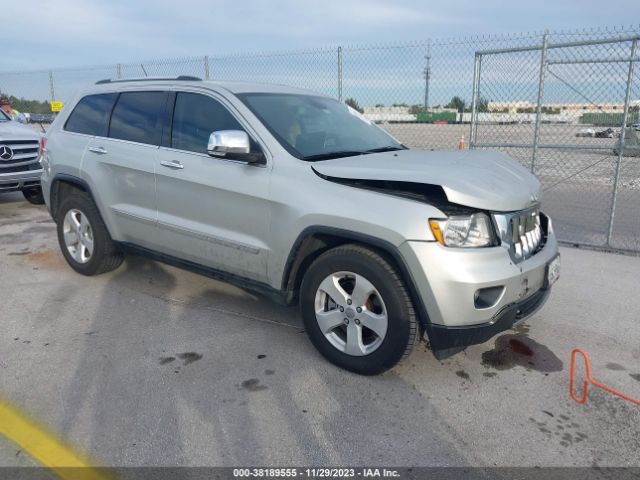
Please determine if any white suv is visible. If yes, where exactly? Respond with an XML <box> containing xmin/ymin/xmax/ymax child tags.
<box><xmin>40</xmin><ymin>77</ymin><xmax>560</xmax><ymax>374</ymax></box>
<box><xmin>0</xmin><ymin>108</ymin><xmax>45</xmax><ymax>204</ymax></box>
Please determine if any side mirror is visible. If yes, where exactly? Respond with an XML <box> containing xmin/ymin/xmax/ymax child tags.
<box><xmin>207</xmin><ymin>130</ymin><xmax>265</xmax><ymax>165</ymax></box>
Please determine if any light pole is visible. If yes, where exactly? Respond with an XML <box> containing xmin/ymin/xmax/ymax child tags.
<box><xmin>423</xmin><ymin>53</ymin><xmax>431</xmax><ymax>111</ymax></box>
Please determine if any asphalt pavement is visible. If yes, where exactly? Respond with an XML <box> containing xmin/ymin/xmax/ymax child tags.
<box><xmin>0</xmin><ymin>192</ymin><xmax>639</xmax><ymax>468</ymax></box>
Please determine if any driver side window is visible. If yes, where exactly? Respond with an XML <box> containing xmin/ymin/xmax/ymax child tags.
<box><xmin>171</xmin><ymin>93</ymin><xmax>244</xmax><ymax>154</ymax></box>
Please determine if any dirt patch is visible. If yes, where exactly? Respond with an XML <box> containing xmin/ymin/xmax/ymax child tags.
<box><xmin>482</xmin><ymin>334</ymin><xmax>563</xmax><ymax>373</ymax></box>
<box><xmin>25</xmin><ymin>250</ymin><xmax>65</xmax><ymax>269</ymax></box>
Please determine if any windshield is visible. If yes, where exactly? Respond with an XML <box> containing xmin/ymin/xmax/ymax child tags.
<box><xmin>237</xmin><ymin>93</ymin><xmax>406</xmax><ymax>161</ymax></box>
<box><xmin>0</xmin><ymin>109</ymin><xmax>9</xmax><ymax>121</ymax></box>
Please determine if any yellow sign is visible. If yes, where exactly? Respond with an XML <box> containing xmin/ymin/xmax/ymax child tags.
<box><xmin>50</xmin><ymin>101</ymin><xmax>63</xmax><ymax>112</ymax></box>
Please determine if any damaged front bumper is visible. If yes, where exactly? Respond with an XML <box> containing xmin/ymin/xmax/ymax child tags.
<box><xmin>399</xmin><ymin>214</ymin><xmax>559</xmax><ymax>359</ymax></box>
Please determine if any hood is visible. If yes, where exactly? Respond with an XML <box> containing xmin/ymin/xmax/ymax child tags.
<box><xmin>312</xmin><ymin>149</ymin><xmax>541</xmax><ymax>212</ymax></box>
<box><xmin>0</xmin><ymin>120</ymin><xmax>41</xmax><ymax>142</ymax></box>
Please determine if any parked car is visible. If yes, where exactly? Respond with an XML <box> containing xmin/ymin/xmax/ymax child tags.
<box><xmin>28</xmin><ymin>113</ymin><xmax>56</xmax><ymax>124</ymax></box>
<box><xmin>0</xmin><ymin>108</ymin><xmax>45</xmax><ymax>204</ymax></box>
<box><xmin>40</xmin><ymin>77</ymin><xmax>560</xmax><ymax>374</ymax></box>
<box><xmin>595</xmin><ymin>128</ymin><xmax>616</xmax><ymax>138</ymax></box>
<box><xmin>576</xmin><ymin>128</ymin><xmax>595</xmax><ymax>137</ymax></box>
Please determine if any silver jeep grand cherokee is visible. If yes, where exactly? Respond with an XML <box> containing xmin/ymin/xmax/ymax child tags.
<box><xmin>40</xmin><ymin>77</ymin><xmax>560</xmax><ymax>374</ymax></box>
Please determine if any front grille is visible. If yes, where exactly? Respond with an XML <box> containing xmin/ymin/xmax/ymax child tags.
<box><xmin>0</xmin><ymin>140</ymin><xmax>40</xmax><ymax>169</ymax></box>
<box><xmin>493</xmin><ymin>207</ymin><xmax>545</xmax><ymax>263</ymax></box>
<box><xmin>510</xmin><ymin>208</ymin><xmax>543</xmax><ymax>261</ymax></box>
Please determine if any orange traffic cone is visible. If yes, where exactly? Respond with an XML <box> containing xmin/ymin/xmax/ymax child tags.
<box><xmin>458</xmin><ymin>134</ymin><xmax>465</xmax><ymax>150</ymax></box>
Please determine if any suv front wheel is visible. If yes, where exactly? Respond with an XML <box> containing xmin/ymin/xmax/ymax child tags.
<box><xmin>300</xmin><ymin>244</ymin><xmax>419</xmax><ymax>375</ymax></box>
<box><xmin>56</xmin><ymin>192</ymin><xmax>125</xmax><ymax>276</ymax></box>
<box><xmin>22</xmin><ymin>187</ymin><xmax>45</xmax><ymax>205</ymax></box>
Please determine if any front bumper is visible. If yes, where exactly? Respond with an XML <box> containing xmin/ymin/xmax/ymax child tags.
<box><xmin>399</xmin><ymin>221</ymin><xmax>559</xmax><ymax>358</ymax></box>
<box><xmin>0</xmin><ymin>168</ymin><xmax>42</xmax><ymax>192</ymax></box>
<box><xmin>424</xmin><ymin>286</ymin><xmax>551</xmax><ymax>359</ymax></box>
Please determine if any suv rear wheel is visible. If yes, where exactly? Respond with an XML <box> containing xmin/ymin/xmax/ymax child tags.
<box><xmin>300</xmin><ymin>244</ymin><xmax>419</xmax><ymax>375</ymax></box>
<box><xmin>56</xmin><ymin>192</ymin><xmax>124</xmax><ymax>275</ymax></box>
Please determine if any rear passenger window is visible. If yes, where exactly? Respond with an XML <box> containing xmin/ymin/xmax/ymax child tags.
<box><xmin>65</xmin><ymin>94</ymin><xmax>117</xmax><ymax>136</ymax></box>
<box><xmin>172</xmin><ymin>93</ymin><xmax>243</xmax><ymax>154</ymax></box>
<box><xmin>109</xmin><ymin>92</ymin><xmax>165</xmax><ymax>145</ymax></box>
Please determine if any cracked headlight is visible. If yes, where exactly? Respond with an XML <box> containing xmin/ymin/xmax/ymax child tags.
<box><xmin>429</xmin><ymin>213</ymin><xmax>496</xmax><ymax>248</ymax></box>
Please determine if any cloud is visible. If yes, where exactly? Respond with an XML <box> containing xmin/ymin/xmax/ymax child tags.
<box><xmin>0</xmin><ymin>0</ymin><xmax>637</xmax><ymax>72</ymax></box>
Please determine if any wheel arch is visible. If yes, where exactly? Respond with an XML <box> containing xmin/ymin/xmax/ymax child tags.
<box><xmin>49</xmin><ymin>174</ymin><xmax>93</xmax><ymax>222</ymax></box>
<box><xmin>282</xmin><ymin>226</ymin><xmax>431</xmax><ymax>328</ymax></box>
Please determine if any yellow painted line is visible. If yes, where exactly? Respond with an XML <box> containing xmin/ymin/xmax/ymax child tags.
<box><xmin>0</xmin><ymin>400</ymin><xmax>110</xmax><ymax>480</ymax></box>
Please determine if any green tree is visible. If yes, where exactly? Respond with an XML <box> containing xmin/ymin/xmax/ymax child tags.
<box><xmin>0</xmin><ymin>92</ymin><xmax>51</xmax><ymax>114</ymax></box>
<box><xmin>446</xmin><ymin>96</ymin><xmax>466</xmax><ymax>113</ymax></box>
<box><xmin>477</xmin><ymin>97</ymin><xmax>489</xmax><ymax>113</ymax></box>
<box><xmin>345</xmin><ymin>98</ymin><xmax>364</xmax><ymax>113</ymax></box>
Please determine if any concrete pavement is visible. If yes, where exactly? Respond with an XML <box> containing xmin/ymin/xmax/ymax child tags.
<box><xmin>0</xmin><ymin>192</ymin><xmax>639</xmax><ymax>468</ymax></box>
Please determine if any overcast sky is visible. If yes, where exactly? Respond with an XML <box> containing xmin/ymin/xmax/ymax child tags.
<box><xmin>2</xmin><ymin>0</ymin><xmax>639</xmax><ymax>72</ymax></box>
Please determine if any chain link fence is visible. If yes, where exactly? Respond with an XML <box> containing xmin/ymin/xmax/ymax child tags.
<box><xmin>1</xmin><ymin>25</ymin><xmax>639</xmax><ymax>252</ymax></box>
<box><xmin>470</xmin><ymin>30</ymin><xmax>640</xmax><ymax>252</ymax></box>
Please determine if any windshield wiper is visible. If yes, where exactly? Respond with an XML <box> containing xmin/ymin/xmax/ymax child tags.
<box><xmin>302</xmin><ymin>150</ymin><xmax>367</xmax><ymax>161</ymax></box>
<box><xmin>365</xmin><ymin>145</ymin><xmax>408</xmax><ymax>153</ymax></box>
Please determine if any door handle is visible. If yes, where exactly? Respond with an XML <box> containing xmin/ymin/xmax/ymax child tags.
<box><xmin>88</xmin><ymin>146</ymin><xmax>107</xmax><ymax>155</ymax></box>
<box><xmin>160</xmin><ymin>160</ymin><xmax>184</xmax><ymax>170</ymax></box>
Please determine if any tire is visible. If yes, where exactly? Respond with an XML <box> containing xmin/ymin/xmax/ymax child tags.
<box><xmin>56</xmin><ymin>192</ymin><xmax>124</xmax><ymax>276</ymax></box>
<box><xmin>22</xmin><ymin>187</ymin><xmax>45</xmax><ymax>205</ymax></box>
<box><xmin>300</xmin><ymin>244</ymin><xmax>419</xmax><ymax>375</ymax></box>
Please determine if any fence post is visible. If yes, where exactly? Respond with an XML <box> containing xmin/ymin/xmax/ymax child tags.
<box><xmin>48</xmin><ymin>70</ymin><xmax>55</xmax><ymax>102</ymax></box>
<box><xmin>116</xmin><ymin>64</ymin><xmax>122</xmax><ymax>79</ymax></box>
<box><xmin>469</xmin><ymin>53</ymin><xmax>482</xmax><ymax>148</ymax></box>
<box><xmin>531</xmin><ymin>30</ymin><xmax>549</xmax><ymax>173</ymax></box>
<box><xmin>606</xmin><ymin>38</ymin><xmax>637</xmax><ymax>246</ymax></box>
<box><xmin>204</xmin><ymin>56</ymin><xmax>210</xmax><ymax>80</ymax></box>
<box><xmin>337</xmin><ymin>46</ymin><xmax>343</xmax><ymax>102</ymax></box>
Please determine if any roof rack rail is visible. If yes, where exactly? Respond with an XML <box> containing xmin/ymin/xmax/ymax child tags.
<box><xmin>95</xmin><ymin>76</ymin><xmax>202</xmax><ymax>85</ymax></box>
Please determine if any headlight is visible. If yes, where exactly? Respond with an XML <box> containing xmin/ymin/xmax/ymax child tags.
<box><xmin>429</xmin><ymin>213</ymin><xmax>496</xmax><ymax>248</ymax></box>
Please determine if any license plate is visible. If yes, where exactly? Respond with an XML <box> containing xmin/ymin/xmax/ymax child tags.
<box><xmin>546</xmin><ymin>255</ymin><xmax>561</xmax><ymax>288</ymax></box>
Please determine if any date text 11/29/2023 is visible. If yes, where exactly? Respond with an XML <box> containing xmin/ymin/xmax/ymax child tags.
<box><xmin>233</xmin><ymin>468</ymin><xmax>401</xmax><ymax>478</ymax></box>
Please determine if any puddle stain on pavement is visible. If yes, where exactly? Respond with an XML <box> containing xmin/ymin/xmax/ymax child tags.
<box><xmin>159</xmin><ymin>353</ymin><xmax>202</xmax><ymax>366</ymax></box>
<box><xmin>241</xmin><ymin>378</ymin><xmax>268</xmax><ymax>392</ymax></box>
<box><xmin>529</xmin><ymin>414</ymin><xmax>588</xmax><ymax>448</ymax></box>
<box><xmin>481</xmin><ymin>334</ymin><xmax>563</xmax><ymax>373</ymax></box>
<box><xmin>177</xmin><ymin>352</ymin><xmax>202</xmax><ymax>365</ymax></box>
<box><xmin>605</xmin><ymin>362</ymin><xmax>625</xmax><ymax>371</ymax></box>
